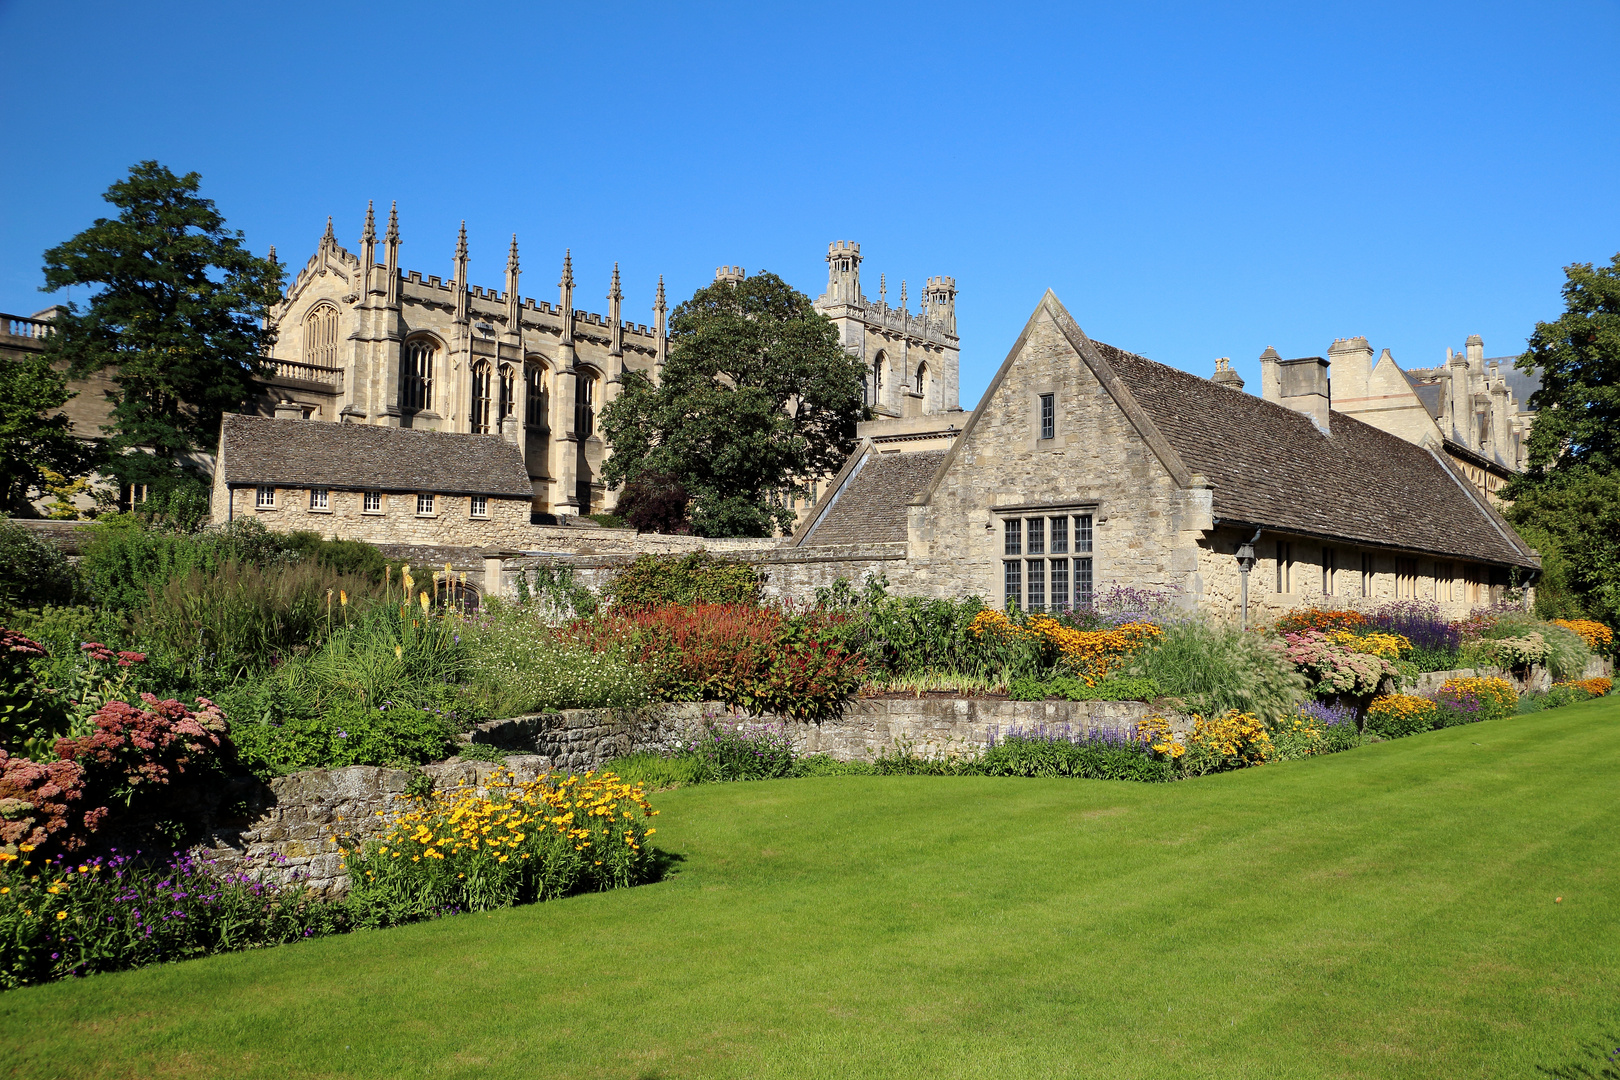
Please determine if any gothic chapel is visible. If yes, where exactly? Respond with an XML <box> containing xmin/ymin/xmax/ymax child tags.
<box><xmin>263</xmin><ymin>203</ymin><xmax>670</xmax><ymax>516</ymax></box>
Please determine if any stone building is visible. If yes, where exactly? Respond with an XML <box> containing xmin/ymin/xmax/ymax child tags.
<box><xmin>790</xmin><ymin>293</ymin><xmax>1540</xmax><ymax>621</ymax></box>
<box><xmin>1263</xmin><ymin>334</ymin><xmax>1537</xmax><ymax>502</ymax></box>
<box><xmin>812</xmin><ymin>241</ymin><xmax>961</xmax><ymax>420</ymax></box>
<box><xmin>260</xmin><ymin>205</ymin><xmax>671</xmax><ymax>518</ymax></box>
<box><xmin>210</xmin><ymin>413</ymin><xmax>534</xmax><ymax>550</ymax></box>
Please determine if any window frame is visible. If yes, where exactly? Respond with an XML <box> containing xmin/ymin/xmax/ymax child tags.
<box><xmin>255</xmin><ymin>486</ymin><xmax>275</xmax><ymax>509</ymax></box>
<box><xmin>416</xmin><ymin>493</ymin><xmax>436</xmax><ymax>517</ymax></box>
<box><xmin>362</xmin><ymin>491</ymin><xmax>383</xmax><ymax>514</ymax></box>
<box><xmin>1276</xmin><ymin>541</ymin><xmax>1294</xmax><ymax>594</ymax></box>
<box><xmin>1039</xmin><ymin>393</ymin><xmax>1055</xmax><ymax>440</ymax></box>
<box><xmin>470</xmin><ymin>495</ymin><xmax>489</xmax><ymax>519</ymax></box>
<box><xmin>998</xmin><ymin>508</ymin><xmax>1095</xmax><ymax>613</ymax></box>
<box><xmin>309</xmin><ymin>488</ymin><xmax>330</xmax><ymax>512</ymax></box>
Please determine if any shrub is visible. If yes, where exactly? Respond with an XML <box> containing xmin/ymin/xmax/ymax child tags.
<box><xmin>1364</xmin><ymin>694</ymin><xmax>1440</xmax><ymax>739</ymax></box>
<box><xmin>1474</xmin><ymin>613</ymin><xmax>1593</xmax><ymax>680</ymax></box>
<box><xmin>0</xmin><ymin>519</ymin><xmax>78</xmax><ymax>612</ymax></box>
<box><xmin>1570</xmin><ymin>676</ymin><xmax>1612</xmax><ymax>697</ymax></box>
<box><xmin>280</xmin><ymin>532</ymin><xmax>392</xmax><ymax>582</ymax></box>
<box><xmin>342</xmin><ymin>769</ymin><xmax>659</xmax><ymax>927</ymax></box>
<box><xmin>1364</xmin><ymin>600</ymin><xmax>1462</xmax><ymax>655</ymax></box>
<box><xmin>1007</xmin><ymin>675</ymin><xmax>1160</xmax><ymax>702</ymax></box>
<box><xmin>615</xmin><ymin>471</ymin><xmax>691</xmax><ymax>534</ymax></box>
<box><xmin>1123</xmin><ymin>618</ymin><xmax>1308</xmax><ymax>722</ymax></box>
<box><xmin>687</xmin><ymin>716</ymin><xmax>795</xmax><ymax>782</ymax></box>
<box><xmin>829</xmin><ymin>591</ymin><xmax>996</xmax><ymax>678</ymax></box>
<box><xmin>1184</xmin><ymin>711</ymin><xmax>1274</xmax><ymax>775</ymax></box>
<box><xmin>1542</xmin><ymin>683</ymin><xmax>1594</xmax><ymax>708</ymax></box>
<box><xmin>462</xmin><ymin>599</ymin><xmax>648</xmax><ymax>716</ymax></box>
<box><xmin>1281</xmin><ymin>630</ymin><xmax>1398</xmax><ymax>698</ymax></box>
<box><xmin>570</xmin><ymin>604</ymin><xmax>863</xmax><ymax>722</ymax></box>
<box><xmin>0</xmin><ymin>848</ymin><xmax>346</xmax><ymax>989</ymax></box>
<box><xmin>263</xmin><ymin>601</ymin><xmax>470</xmax><ymax>717</ymax></box>
<box><xmin>603</xmin><ymin>552</ymin><xmax>760</xmax><ymax>607</ymax></box>
<box><xmin>970</xmin><ymin>610</ymin><xmax>1163</xmax><ymax>683</ymax></box>
<box><xmin>229</xmin><ymin>700</ymin><xmax>458</xmax><ymax>779</ymax></box>
<box><xmin>511</xmin><ymin>565</ymin><xmax>598</xmax><ymax>624</ymax></box>
<box><xmin>0</xmin><ymin>628</ymin><xmax>52</xmax><ymax>754</ymax></box>
<box><xmin>979</xmin><ymin>725</ymin><xmax>1171</xmax><ymax>782</ymax></box>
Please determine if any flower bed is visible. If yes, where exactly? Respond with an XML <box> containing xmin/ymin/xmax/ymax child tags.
<box><xmin>342</xmin><ymin>769</ymin><xmax>659</xmax><ymax>927</ymax></box>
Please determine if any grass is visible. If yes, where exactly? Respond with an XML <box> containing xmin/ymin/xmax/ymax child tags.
<box><xmin>4</xmin><ymin>698</ymin><xmax>1619</xmax><ymax>1079</ymax></box>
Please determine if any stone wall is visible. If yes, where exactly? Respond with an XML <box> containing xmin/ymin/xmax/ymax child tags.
<box><xmin>202</xmin><ymin>696</ymin><xmax>1175</xmax><ymax>894</ymax></box>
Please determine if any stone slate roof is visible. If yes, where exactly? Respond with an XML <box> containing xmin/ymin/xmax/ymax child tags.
<box><xmin>1094</xmin><ymin>343</ymin><xmax>1538</xmax><ymax>568</ymax></box>
<box><xmin>801</xmin><ymin>449</ymin><xmax>948</xmax><ymax>546</ymax></box>
<box><xmin>218</xmin><ymin>414</ymin><xmax>533</xmax><ymax>497</ymax></box>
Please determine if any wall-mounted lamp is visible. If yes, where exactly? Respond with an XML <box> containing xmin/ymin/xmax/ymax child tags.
<box><xmin>1235</xmin><ymin>529</ymin><xmax>1262</xmax><ymax>628</ymax></box>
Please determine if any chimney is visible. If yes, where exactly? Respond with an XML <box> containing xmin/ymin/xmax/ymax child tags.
<box><xmin>1211</xmin><ymin>357</ymin><xmax>1245</xmax><ymax>389</ymax></box>
<box><xmin>273</xmin><ymin>400</ymin><xmax>305</xmax><ymax>420</ymax></box>
<box><xmin>1275</xmin><ymin>356</ymin><xmax>1331</xmax><ymax>434</ymax></box>
<box><xmin>1326</xmin><ymin>336</ymin><xmax>1373</xmax><ymax>404</ymax></box>
<box><xmin>1465</xmin><ymin>334</ymin><xmax>1484</xmax><ymax>368</ymax></box>
<box><xmin>1258</xmin><ymin>346</ymin><xmax>1283</xmax><ymax>402</ymax></box>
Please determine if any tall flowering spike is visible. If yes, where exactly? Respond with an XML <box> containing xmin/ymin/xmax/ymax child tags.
<box><xmin>385</xmin><ymin>201</ymin><xmax>400</xmax><ymax>244</ymax></box>
<box><xmin>362</xmin><ymin>200</ymin><xmax>376</xmax><ymax>243</ymax></box>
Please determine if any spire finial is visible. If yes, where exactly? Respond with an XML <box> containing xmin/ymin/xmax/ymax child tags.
<box><xmin>507</xmin><ymin>233</ymin><xmax>519</xmax><ymax>273</ymax></box>
<box><xmin>322</xmin><ymin>216</ymin><xmax>335</xmax><ymax>245</ymax></box>
<box><xmin>385</xmin><ymin>201</ymin><xmax>399</xmax><ymax>244</ymax></box>
<box><xmin>609</xmin><ymin>261</ymin><xmax>622</xmax><ymax>301</ymax></box>
<box><xmin>455</xmin><ymin>220</ymin><xmax>468</xmax><ymax>261</ymax></box>
<box><xmin>879</xmin><ymin>272</ymin><xmax>886</xmax><ymax>306</ymax></box>
<box><xmin>362</xmin><ymin>201</ymin><xmax>375</xmax><ymax>243</ymax></box>
<box><xmin>655</xmin><ymin>274</ymin><xmax>666</xmax><ymax>309</ymax></box>
<box><xmin>900</xmin><ymin>279</ymin><xmax>908</xmax><ymax>310</ymax></box>
<box><xmin>267</xmin><ymin>245</ymin><xmax>277</xmax><ymax>265</ymax></box>
<box><xmin>560</xmin><ymin>249</ymin><xmax>574</xmax><ymax>288</ymax></box>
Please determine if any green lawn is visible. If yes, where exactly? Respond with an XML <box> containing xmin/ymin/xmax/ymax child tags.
<box><xmin>5</xmin><ymin>699</ymin><xmax>1620</xmax><ymax>1080</ymax></box>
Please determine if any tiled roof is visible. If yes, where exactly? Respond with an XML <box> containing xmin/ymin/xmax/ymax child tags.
<box><xmin>1095</xmin><ymin>343</ymin><xmax>1538</xmax><ymax>568</ymax></box>
<box><xmin>801</xmin><ymin>448</ymin><xmax>947</xmax><ymax>546</ymax></box>
<box><xmin>218</xmin><ymin>414</ymin><xmax>533</xmax><ymax>497</ymax></box>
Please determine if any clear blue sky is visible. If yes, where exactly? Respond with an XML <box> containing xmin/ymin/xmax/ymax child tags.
<box><xmin>2</xmin><ymin>1</ymin><xmax>1616</xmax><ymax>403</ymax></box>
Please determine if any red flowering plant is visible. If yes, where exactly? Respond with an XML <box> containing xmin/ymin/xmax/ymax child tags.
<box><xmin>1</xmin><ymin>694</ymin><xmax>229</xmax><ymax>859</ymax></box>
<box><xmin>566</xmin><ymin>604</ymin><xmax>865</xmax><ymax>722</ymax></box>
<box><xmin>54</xmin><ymin>642</ymin><xmax>150</xmax><ymax>740</ymax></box>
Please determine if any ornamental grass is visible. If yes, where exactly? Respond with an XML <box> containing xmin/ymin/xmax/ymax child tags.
<box><xmin>342</xmin><ymin>769</ymin><xmax>659</xmax><ymax>927</ymax></box>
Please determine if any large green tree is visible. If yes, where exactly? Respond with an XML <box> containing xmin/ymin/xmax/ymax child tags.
<box><xmin>0</xmin><ymin>351</ymin><xmax>98</xmax><ymax>515</ymax></box>
<box><xmin>41</xmin><ymin>161</ymin><xmax>283</xmax><ymax>491</ymax></box>
<box><xmin>600</xmin><ymin>272</ymin><xmax>867</xmax><ymax>537</ymax></box>
<box><xmin>1504</xmin><ymin>253</ymin><xmax>1620</xmax><ymax>626</ymax></box>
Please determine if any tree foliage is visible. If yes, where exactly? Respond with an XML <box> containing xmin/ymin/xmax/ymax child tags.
<box><xmin>599</xmin><ymin>272</ymin><xmax>866</xmax><ymax>537</ymax></box>
<box><xmin>40</xmin><ymin>161</ymin><xmax>283</xmax><ymax>491</ymax></box>
<box><xmin>0</xmin><ymin>349</ymin><xmax>98</xmax><ymax>515</ymax></box>
<box><xmin>1514</xmin><ymin>253</ymin><xmax>1620</xmax><ymax>478</ymax></box>
<box><xmin>1505</xmin><ymin>253</ymin><xmax>1620</xmax><ymax>626</ymax></box>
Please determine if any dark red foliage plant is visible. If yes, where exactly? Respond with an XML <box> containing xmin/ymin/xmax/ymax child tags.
<box><xmin>566</xmin><ymin>604</ymin><xmax>864</xmax><ymax>721</ymax></box>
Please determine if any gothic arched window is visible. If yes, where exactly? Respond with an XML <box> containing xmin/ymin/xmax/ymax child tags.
<box><xmin>575</xmin><ymin>369</ymin><xmax>597</xmax><ymax>439</ymax></box>
<box><xmin>499</xmin><ymin>364</ymin><xmax>516</xmax><ymax>420</ymax></box>
<box><xmin>916</xmin><ymin>361</ymin><xmax>929</xmax><ymax>403</ymax></box>
<box><xmin>525</xmin><ymin>361</ymin><xmax>548</xmax><ymax>429</ymax></box>
<box><xmin>303</xmin><ymin>303</ymin><xmax>340</xmax><ymax>368</ymax></box>
<box><xmin>872</xmin><ymin>351</ymin><xmax>886</xmax><ymax>400</ymax></box>
<box><xmin>470</xmin><ymin>360</ymin><xmax>493</xmax><ymax>434</ymax></box>
<box><xmin>401</xmin><ymin>337</ymin><xmax>436</xmax><ymax>413</ymax></box>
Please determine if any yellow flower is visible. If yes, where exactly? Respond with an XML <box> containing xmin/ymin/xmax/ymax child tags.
<box><xmin>56</xmin><ymin>911</ymin><xmax>67</xmax><ymax>921</ymax></box>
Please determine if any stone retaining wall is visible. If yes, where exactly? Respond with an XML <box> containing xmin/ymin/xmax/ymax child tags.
<box><xmin>200</xmin><ymin>696</ymin><xmax>1176</xmax><ymax>894</ymax></box>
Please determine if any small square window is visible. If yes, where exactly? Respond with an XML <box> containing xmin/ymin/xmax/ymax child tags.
<box><xmin>363</xmin><ymin>491</ymin><xmax>382</xmax><ymax>514</ymax></box>
<box><xmin>1039</xmin><ymin>393</ymin><xmax>1055</xmax><ymax>440</ymax></box>
<box><xmin>470</xmin><ymin>495</ymin><xmax>488</xmax><ymax>518</ymax></box>
<box><xmin>309</xmin><ymin>489</ymin><xmax>329</xmax><ymax>511</ymax></box>
<box><xmin>255</xmin><ymin>486</ymin><xmax>275</xmax><ymax>509</ymax></box>
<box><xmin>416</xmin><ymin>493</ymin><xmax>435</xmax><ymax>516</ymax></box>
